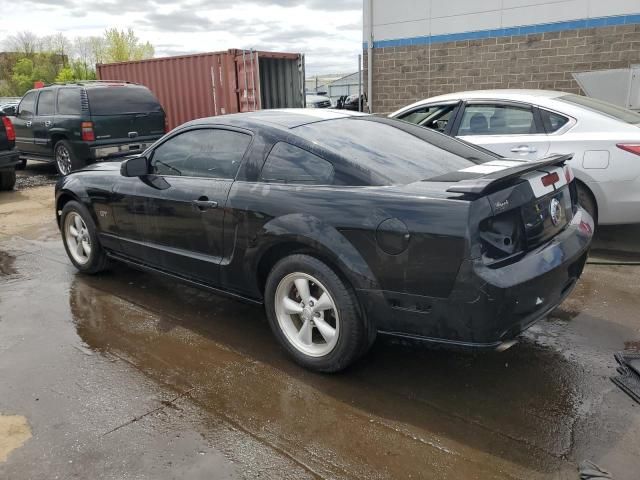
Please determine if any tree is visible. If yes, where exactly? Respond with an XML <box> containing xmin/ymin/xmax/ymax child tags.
<box><xmin>4</xmin><ymin>31</ymin><xmax>39</xmax><ymax>57</ymax></box>
<box><xmin>104</xmin><ymin>28</ymin><xmax>154</xmax><ymax>63</ymax></box>
<box><xmin>55</xmin><ymin>67</ymin><xmax>74</xmax><ymax>83</ymax></box>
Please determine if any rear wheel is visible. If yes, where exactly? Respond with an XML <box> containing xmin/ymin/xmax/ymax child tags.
<box><xmin>0</xmin><ymin>169</ymin><xmax>16</xmax><ymax>190</ymax></box>
<box><xmin>265</xmin><ymin>254</ymin><xmax>370</xmax><ymax>372</ymax></box>
<box><xmin>60</xmin><ymin>200</ymin><xmax>109</xmax><ymax>274</ymax></box>
<box><xmin>55</xmin><ymin>140</ymin><xmax>85</xmax><ymax>175</ymax></box>
<box><xmin>576</xmin><ymin>182</ymin><xmax>597</xmax><ymax>225</ymax></box>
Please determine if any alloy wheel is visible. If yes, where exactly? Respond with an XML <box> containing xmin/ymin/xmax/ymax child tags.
<box><xmin>274</xmin><ymin>272</ymin><xmax>340</xmax><ymax>357</ymax></box>
<box><xmin>56</xmin><ymin>145</ymin><xmax>72</xmax><ymax>175</ymax></box>
<box><xmin>64</xmin><ymin>212</ymin><xmax>92</xmax><ymax>265</ymax></box>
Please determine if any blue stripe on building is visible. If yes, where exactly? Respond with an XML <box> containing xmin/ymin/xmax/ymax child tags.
<box><xmin>364</xmin><ymin>13</ymin><xmax>640</xmax><ymax>49</ymax></box>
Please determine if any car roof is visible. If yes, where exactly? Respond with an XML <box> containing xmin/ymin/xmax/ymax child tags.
<box><xmin>422</xmin><ymin>89</ymin><xmax>566</xmax><ymax>102</ymax></box>
<box><xmin>187</xmin><ymin>108</ymin><xmax>368</xmax><ymax>130</ymax></box>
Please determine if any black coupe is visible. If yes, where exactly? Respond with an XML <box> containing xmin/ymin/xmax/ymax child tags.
<box><xmin>55</xmin><ymin>110</ymin><xmax>593</xmax><ymax>371</ymax></box>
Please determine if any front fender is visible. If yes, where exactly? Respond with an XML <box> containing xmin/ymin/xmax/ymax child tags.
<box><xmin>248</xmin><ymin>213</ymin><xmax>380</xmax><ymax>293</ymax></box>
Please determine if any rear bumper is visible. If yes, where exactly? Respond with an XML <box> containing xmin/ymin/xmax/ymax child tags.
<box><xmin>0</xmin><ymin>149</ymin><xmax>20</xmax><ymax>169</ymax></box>
<box><xmin>357</xmin><ymin>207</ymin><xmax>594</xmax><ymax>347</ymax></box>
<box><xmin>90</xmin><ymin>141</ymin><xmax>154</xmax><ymax>160</ymax></box>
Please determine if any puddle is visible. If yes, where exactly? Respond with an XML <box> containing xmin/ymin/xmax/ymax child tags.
<box><xmin>0</xmin><ymin>415</ymin><xmax>31</xmax><ymax>463</ymax></box>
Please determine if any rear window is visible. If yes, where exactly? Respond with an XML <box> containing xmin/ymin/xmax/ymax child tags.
<box><xmin>87</xmin><ymin>86</ymin><xmax>162</xmax><ymax>115</ymax></box>
<box><xmin>557</xmin><ymin>94</ymin><xmax>640</xmax><ymax>125</ymax></box>
<box><xmin>294</xmin><ymin>117</ymin><xmax>498</xmax><ymax>185</ymax></box>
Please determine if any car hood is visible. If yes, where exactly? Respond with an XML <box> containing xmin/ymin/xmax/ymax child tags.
<box><xmin>79</xmin><ymin>160</ymin><xmax>126</xmax><ymax>172</ymax></box>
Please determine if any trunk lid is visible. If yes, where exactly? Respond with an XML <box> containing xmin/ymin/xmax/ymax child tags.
<box><xmin>429</xmin><ymin>154</ymin><xmax>577</xmax><ymax>264</ymax></box>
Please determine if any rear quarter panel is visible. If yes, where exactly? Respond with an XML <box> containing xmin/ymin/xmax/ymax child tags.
<box><xmin>223</xmin><ymin>181</ymin><xmax>472</xmax><ymax>300</ymax></box>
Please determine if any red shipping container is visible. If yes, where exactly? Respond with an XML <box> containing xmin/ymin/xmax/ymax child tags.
<box><xmin>97</xmin><ymin>49</ymin><xmax>305</xmax><ymax>130</ymax></box>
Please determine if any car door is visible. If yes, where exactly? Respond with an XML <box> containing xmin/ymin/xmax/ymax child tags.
<box><xmin>453</xmin><ymin>102</ymin><xmax>550</xmax><ymax>160</ymax></box>
<box><xmin>12</xmin><ymin>90</ymin><xmax>38</xmax><ymax>154</ymax></box>
<box><xmin>114</xmin><ymin>127</ymin><xmax>252</xmax><ymax>286</ymax></box>
<box><xmin>33</xmin><ymin>88</ymin><xmax>56</xmax><ymax>156</ymax></box>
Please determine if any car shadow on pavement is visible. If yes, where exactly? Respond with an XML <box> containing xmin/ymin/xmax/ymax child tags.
<box><xmin>66</xmin><ymin>263</ymin><xmax>597</xmax><ymax>477</ymax></box>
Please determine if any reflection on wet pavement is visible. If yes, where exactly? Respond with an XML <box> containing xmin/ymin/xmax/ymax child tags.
<box><xmin>1</xmin><ymin>186</ymin><xmax>640</xmax><ymax>479</ymax></box>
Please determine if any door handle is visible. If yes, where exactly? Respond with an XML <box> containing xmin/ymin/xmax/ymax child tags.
<box><xmin>192</xmin><ymin>198</ymin><xmax>218</xmax><ymax>211</ymax></box>
<box><xmin>44</xmin><ymin>120</ymin><xmax>52</xmax><ymax>127</ymax></box>
<box><xmin>25</xmin><ymin>121</ymin><xmax>32</xmax><ymax>127</ymax></box>
<box><xmin>510</xmin><ymin>145</ymin><xmax>537</xmax><ymax>154</ymax></box>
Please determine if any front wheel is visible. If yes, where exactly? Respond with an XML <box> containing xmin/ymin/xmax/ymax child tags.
<box><xmin>264</xmin><ymin>254</ymin><xmax>371</xmax><ymax>372</ymax></box>
<box><xmin>60</xmin><ymin>200</ymin><xmax>109</xmax><ymax>274</ymax></box>
<box><xmin>55</xmin><ymin>140</ymin><xmax>85</xmax><ymax>175</ymax></box>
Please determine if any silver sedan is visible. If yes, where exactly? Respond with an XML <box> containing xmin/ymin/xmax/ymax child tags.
<box><xmin>390</xmin><ymin>90</ymin><xmax>640</xmax><ymax>225</ymax></box>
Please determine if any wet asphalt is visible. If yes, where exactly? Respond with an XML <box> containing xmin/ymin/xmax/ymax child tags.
<box><xmin>0</xmin><ymin>164</ymin><xmax>639</xmax><ymax>479</ymax></box>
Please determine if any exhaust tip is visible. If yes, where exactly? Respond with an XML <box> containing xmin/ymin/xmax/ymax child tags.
<box><xmin>496</xmin><ymin>339</ymin><xmax>518</xmax><ymax>352</ymax></box>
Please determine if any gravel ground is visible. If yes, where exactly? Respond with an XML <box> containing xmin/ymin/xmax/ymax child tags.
<box><xmin>15</xmin><ymin>161</ymin><xmax>58</xmax><ymax>190</ymax></box>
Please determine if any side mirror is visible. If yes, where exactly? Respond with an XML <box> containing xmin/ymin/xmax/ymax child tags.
<box><xmin>4</xmin><ymin>106</ymin><xmax>16</xmax><ymax>116</ymax></box>
<box><xmin>120</xmin><ymin>155</ymin><xmax>149</xmax><ymax>177</ymax></box>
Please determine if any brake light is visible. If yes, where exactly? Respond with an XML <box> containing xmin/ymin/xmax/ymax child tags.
<box><xmin>564</xmin><ymin>165</ymin><xmax>574</xmax><ymax>183</ymax></box>
<box><xmin>81</xmin><ymin>121</ymin><xmax>95</xmax><ymax>141</ymax></box>
<box><xmin>2</xmin><ymin>116</ymin><xmax>15</xmax><ymax>142</ymax></box>
<box><xmin>541</xmin><ymin>172</ymin><xmax>560</xmax><ymax>187</ymax></box>
<box><xmin>617</xmin><ymin>144</ymin><xmax>640</xmax><ymax>156</ymax></box>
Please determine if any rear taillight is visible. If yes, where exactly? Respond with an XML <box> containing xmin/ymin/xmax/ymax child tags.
<box><xmin>164</xmin><ymin>117</ymin><xmax>169</xmax><ymax>133</ymax></box>
<box><xmin>81</xmin><ymin>121</ymin><xmax>95</xmax><ymax>141</ymax></box>
<box><xmin>563</xmin><ymin>164</ymin><xmax>574</xmax><ymax>183</ymax></box>
<box><xmin>617</xmin><ymin>144</ymin><xmax>640</xmax><ymax>156</ymax></box>
<box><xmin>2</xmin><ymin>116</ymin><xmax>15</xmax><ymax>142</ymax></box>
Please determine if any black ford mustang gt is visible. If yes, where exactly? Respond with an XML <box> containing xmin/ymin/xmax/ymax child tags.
<box><xmin>55</xmin><ymin>109</ymin><xmax>593</xmax><ymax>372</ymax></box>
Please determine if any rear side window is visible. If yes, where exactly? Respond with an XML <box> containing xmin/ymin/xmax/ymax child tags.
<box><xmin>294</xmin><ymin>118</ymin><xmax>492</xmax><ymax>185</ymax></box>
<box><xmin>87</xmin><ymin>86</ymin><xmax>162</xmax><ymax>115</ymax></box>
<box><xmin>37</xmin><ymin>90</ymin><xmax>55</xmax><ymax>115</ymax></box>
<box><xmin>260</xmin><ymin>142</ymin><xmax>334</xmax><ymax>185</ymax></box>
<box><xmin>458</xmin><ymin>105</ymin><xmax>536</xmax><ymax>136</ymax></box>
<box><xmin>57</xmin><ymin>88</ymin><xmax>82</xmax><ymax>115</ymax></box>
<box><xmin>18</xmin><ymin>91</ymin><xmax>37</xmax><ymax>117</ymax></box>
<box><xmin>539</xmin><ymin>109</ymin><xmax>569</xmax><ymax>133</ymax></box>
<box><xmin>150</xmin><ymin>128</ymin><xmax>250</xmax><ymax>179</ymax></box>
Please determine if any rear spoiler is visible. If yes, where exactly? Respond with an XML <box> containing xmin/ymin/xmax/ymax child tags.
<box><xmin>445</xmin><ymin>154</ymin><xmax>573</xmax><ymax>195</ymax></box>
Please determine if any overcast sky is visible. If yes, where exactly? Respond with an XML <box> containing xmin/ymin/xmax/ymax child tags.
<box><xmin>0</xmin><ymin>0</ymin><xmax>363</xmax><ymax>75</ymax></box>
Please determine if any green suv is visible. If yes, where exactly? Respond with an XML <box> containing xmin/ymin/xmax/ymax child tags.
<box><xmin>12</xmin><ymin>81</ymin><xmax>166</xmax><ymax>175</ymax></box>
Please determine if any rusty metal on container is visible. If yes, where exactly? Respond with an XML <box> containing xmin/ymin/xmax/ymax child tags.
<box><xmin>97</xmin><ymin>49</ymin><xmax>305</xmax><ymax>130</ymax></box>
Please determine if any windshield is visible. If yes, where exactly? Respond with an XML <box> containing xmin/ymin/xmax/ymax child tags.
<box><xmin>557</xmin><ymin>94</ymin><xmax>640</xmax><ymax>124</ymax></box>
<box><xmin>294</xmin><ymin>117</ymin><xmax>498</xmax><ymax>185</ymax></box>
<box><xmin>87</xmin><ymin>86</ymin><xmax>162</xmax><ymax>115</ymax></box>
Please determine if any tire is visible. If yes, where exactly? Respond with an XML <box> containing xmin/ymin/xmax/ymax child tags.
<box><xmin>576</xmin><ymin>182</ymin><xmax>598</xmax><ymax>225</ymax></box>
<box><xmin>264</xmin><ymin>254</ymin><xmax>370</xmax><ymax>372</ymax></box>
<box><xmin>0</xmin><ymin>169</ymin><xmax>16</xmax><ymax>190</ymax></box>
<box><xmin>55</xmin><ymin>140</ymin><xmax>85</xmax><ymax>176</ymax></box>
<box><xmin>15</xmin><ymin>158</ymin><xmax>27</xmax><ymax>170</ymax></box>
<box><xmin>60</xmin><ymin>200</ymin><xmax>109</xmax><ymax>274</ymax></box>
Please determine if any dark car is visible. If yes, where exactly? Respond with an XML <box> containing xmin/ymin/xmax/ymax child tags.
<box><xmin>13</xmin><ymin>81</ymin><xmax>166</xmax><ymax>175</ymax></box>
<box><xmin>0</xmin><ymin>112</ymin><xmax>19</xmax><ymax>190</ymax></box>
<box><xmin>54</xmin><ymin>110</ymin><xmax>593</xmax><ymax>372</ymax></box>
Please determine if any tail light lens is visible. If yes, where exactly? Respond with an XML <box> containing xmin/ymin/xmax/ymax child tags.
<box><xmin>617</xmin><ymin>144</ymin><xmax>640</xmax><ymax>156</ymax></box>
<box><xmin>2</xmin><ymin>116</ymin><xmax>15</xmax><ymax>142</ymax></box>
<box><xmin>164</xmin><ymin>117</ymin><xmax>169</xmax><ymax>134</ymax></box>
<box><xmin>81</xmin><ymin>121</ymin><xmax>95</xmax><ymax>141</ymax></box>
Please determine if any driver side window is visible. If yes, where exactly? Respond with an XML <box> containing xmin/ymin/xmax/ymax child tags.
<box><xmin>150</xmin><ymin>128</ymin><xmax>251</xmax><ymax>179</ymax></box>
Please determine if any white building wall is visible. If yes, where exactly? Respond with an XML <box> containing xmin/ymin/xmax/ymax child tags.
<box><xmin>364</xmin><ymin>0</ymin><xmax>640</xmax><ymax>42</ymax></box>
